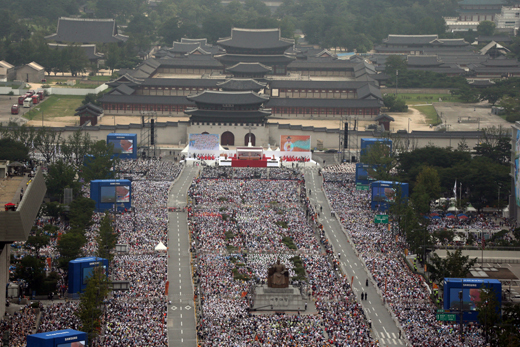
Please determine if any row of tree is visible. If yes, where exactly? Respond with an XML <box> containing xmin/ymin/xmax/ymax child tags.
<box><xmin>362</xmin><ymin>126</ymin><xmax>511</xmax><ymax>255</ymax></box>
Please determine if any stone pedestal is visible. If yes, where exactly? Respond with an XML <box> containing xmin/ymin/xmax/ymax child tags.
<box><xmin>252</xmin><ymin>285</ymin><xmax>307</xmax><ymax>311</ymax></box>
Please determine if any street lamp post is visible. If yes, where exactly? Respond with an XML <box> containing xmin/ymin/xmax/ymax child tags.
<box><xmin>459</xmin><ymin>290</ymin><xmax>464</xmax><ymax>343</ymax></box>
<box><xmin>395</xmin><ymin>70</ymin><xmax>398</xmax><ymax>96</ymax></box>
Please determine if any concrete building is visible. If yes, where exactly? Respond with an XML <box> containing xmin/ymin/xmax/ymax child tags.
<box><xmin>457</xmin><ymin>0</ymin><xmax>506</xmax><ymax>22</ymax></box>
<box><xmin>0</xmin><ymin>61</ymin><xmax>15</xmax><ymax>82</ymax></box>
<box><xmin>15</xmin><ymin>62</ymin><xmax>45</xmax><ymax>83</ymax></box>
<box><xmin>45</xmin><ymin>17</ymin><xmax>128</xmax><ymax>44</ymax></box>
<box><xmin>0</xmin><ymin>167</ymin><xmax>46</xmax><ymax>317</ymax></box>
<box><xmin>495</xmin><ymin>6</ymin><xmax>520</xmax><ymax>33</ymax></box>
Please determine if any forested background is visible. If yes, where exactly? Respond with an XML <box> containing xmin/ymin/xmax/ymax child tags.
<box><xmin>0</xmin><ymin>0</ymin><xmax>461</xmax><ymax>64</ymax></box>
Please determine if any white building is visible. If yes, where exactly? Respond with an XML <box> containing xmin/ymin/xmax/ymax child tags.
<box><xmin>495</xmin><ymin>6</ymin><xmax>520</xmax><ymax>33</ymax></box>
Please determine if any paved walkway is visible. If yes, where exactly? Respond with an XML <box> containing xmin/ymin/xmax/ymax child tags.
<box><xmin>167</xmin><ymin>165</ymin><xmax>199</xmax><ymax>347</ymax></box>
<box><xmin>304</xmin><ymin>168</ymin><xmax>405</xmax><ymax>347</ymax></box>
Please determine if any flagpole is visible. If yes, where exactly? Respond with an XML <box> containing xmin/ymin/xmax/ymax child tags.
<box><xmin>460</xmin><ymin>182</ymin><xmax>462</xmax><ymax>210</ymax></box>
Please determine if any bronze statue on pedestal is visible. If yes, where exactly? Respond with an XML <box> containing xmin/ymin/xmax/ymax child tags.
<box><xmin>267</xmin><ymin>259</ymin><xmax>289</xmax><ymax>288</ymax></box>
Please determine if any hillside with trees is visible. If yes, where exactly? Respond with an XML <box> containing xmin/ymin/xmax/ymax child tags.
<box><xmin>0</xmin><ymin>0</ymin><xmax>464</xmax><ymax>69</ymax></box>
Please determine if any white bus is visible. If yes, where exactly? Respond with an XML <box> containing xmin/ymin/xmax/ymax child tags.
<box><xmin>23</xmin><ymin>97</ymin><xmax>32</xmax><ymax>108</ymax></box>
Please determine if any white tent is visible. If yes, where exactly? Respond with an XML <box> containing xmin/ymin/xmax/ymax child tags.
<box><xmin>155</xmin><ymin>241</ymin><xmax>167</xmax><ymax>251</ymax></box>
<box><xmin>502</xmin><ymin>206</ymin><xmax>509</xmax><ymax>218</ymax></box>
<box><xmin>465</xmin><ymin>204</ymin><xmax>477</xmax><ymax>213</ymax></box>
<box><xmin>447</xmin><ymin>204</ymin><xmax>458</xmax><ymax>212</ymax></box>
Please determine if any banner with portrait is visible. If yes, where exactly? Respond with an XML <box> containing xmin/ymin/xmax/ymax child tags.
<box><xmin>280</xmin><ymin>135</ymin><xmax>311</xmax><ymax>152</ymax></box>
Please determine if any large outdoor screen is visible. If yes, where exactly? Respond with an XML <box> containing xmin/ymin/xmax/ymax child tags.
<box><xmin>189</xmin><ymin>134</ymin><xmax>219</xmax><ymax>151</ymax></box>
<box><xmin>280</xmin><ymin>135</ymin><xmax>311</xmax><ymax>152</ymax></box>
<box><xmin>372</xmin><ymin>186</ymin><xmax>396</xmax><ymax>202</ymax></box>
<box><xmin>448</xmin><ymin>288</ymin><xmax>481</xmax><ymax>311</ymax></box>
<box><xmin>57</xmin><ymin>342</ymin><xmax>86</xmax><ymax>347</ymax></box>
<box><xmin>108</xmin><ymin>138</ymin><xmax>134</xmax><ymax>154</ymax></box>
<box><xmin>516</xmin><ymin>130</ymin><xmax>520</xmax><ymax>207</ymax></box>
<box><xmin>100</xmin><ymin>186</ymin><xmax>130</xmax><ymax>203</ymax></box>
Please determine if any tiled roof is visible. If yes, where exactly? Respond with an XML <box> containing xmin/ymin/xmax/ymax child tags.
<box><xmin>185</xmin><ymin>109</ymin><xmax>271</xmax><ymax>122</ymax></box>
<box><xmin>215</xmin><ymin>54</ymin><xmax>295</xmax><ymax>65</ymax></box>
<box><xmin>27</xmin><ymin>62</ymin><xmax>44</xmax><ymax>71</ymax></box>
<box><xmin>226</xmin><ymin>62</ymin><xmax>272</xmax><ymax>73</ymax></box>
<box><xmin>458</xmin><ymin>0</ymin><xmax>505</xmax><ymax>5</ymax></box>
<box><xmin>0</xmin><ymin>61</ymin><xmax>14</xmax><ymax>69</ymax></box>
<box><xmin>100</xmin><ymin>94</ymin><xmax>194</xmax><ymax>105</ymax></box>
<box><xmin>216</xmin><ymin>79</ymin><xmax>267</xmax><ymax>91</ymax></box>
<box><xmin>384</xmin><ymin>35</ymin><xmax>438</xmax><ymax>45</ymax></box>
<box><xmin>265</xmin><ymin>98</ymin><xmax>382</xmax><ymax>108</ymax></box>
<box><xmin>75</xmin><ymin>102</ymin><xmax>103</xmax><ymax>116</ymax></box>
<box><xmin>187</xmin><ymin>90</ymin><xmax>269</xmax><ymax>105</ymax></box>
<box><xmin>407</xmin><ymin>55</ymin><xmax>442</xmax><ymax>66</ymax></box>
<box><xmin>217</xmin><ymin>28</ymin><xmax>294</xmax><ymax>50</ymax></box>
<box><xmin>45</xmin><ymin>17</ymin><xmax>128</xmax><ymax>44</ymax></box>
<box><xmin>357</xmin><ymin>83</ymin><xmax>383</xmax><ymax>100</ymax></box>
<box><xmin>268</xmin><ymin>80</ymin><xmax>373</xmax><ymax>89</ymax></box>
<box><xmin>48</xmin><ymin>43</ymin><xmax>104</xmax><ymax>60</ymax></box>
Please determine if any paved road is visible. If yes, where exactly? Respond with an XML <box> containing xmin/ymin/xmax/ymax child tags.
<box><xmin>167</xmin><ymin>165</ymin><xmax>199</xmax><ymax>347</ymax></box>
<box><xmin>304</xmin><ymin>168</ymin><xmax>405</xmax><ymax>347</ymax></box>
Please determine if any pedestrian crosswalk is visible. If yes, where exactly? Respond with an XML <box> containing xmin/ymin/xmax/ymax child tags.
<box><xmin>374</xmin><ymin>331</ymin><xmax>404</xmax><ymax>346</ymax></box>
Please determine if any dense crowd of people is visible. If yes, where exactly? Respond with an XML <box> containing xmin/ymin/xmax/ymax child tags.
<box><xmin>191</xmin><ymin>168</ymin><xmax>375</xmax><ymax>346</ymax></box>
<box><xmin>6</xmin><ymin>160</ymin><xmax>184</xmax><ymax>346</ymax></box>
<box><xmin>322</xmin><ymin>164</ymin><xmax>486</xmax><ymax>346</ymax></box>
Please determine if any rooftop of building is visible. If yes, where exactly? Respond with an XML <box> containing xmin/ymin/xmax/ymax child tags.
<box><xmin>45</xmin><ymin>17</ymin><xmax>128</xmax><ymax>44</ymax></box>
<box><xmin>217</xmin><ymin>28</ymin><xmax>294</xmax><ymax>50</ymax></box>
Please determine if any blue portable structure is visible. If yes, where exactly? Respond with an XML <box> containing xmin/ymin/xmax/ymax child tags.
<box><xmin>90</xmin><ymin>179</ymin><xmax>131</xmax><ymax>212</ymax></box>
<box><xmin>355</xmin><ymin>163</ymin><xmax>376</xmax><ymax>185</ymax></box>
<box><xmin>443</xmin><ymin>278</ymin><xmax>502</xmax><ymax>322</ymax></box>
<box><xmin>360</xmin><ymin>138</ymin><xmax>392</xmax><ymax>157</ymax></box>
<box><xmin>83</xmin><ymin>154</ymin><xmax>94</xmax><ymax>168</ymax></box>
<box><xmin>27</xmin><ymin>329</ymin><xmax>87</xmax><ymax>347</ymax></box>
<box><xmin>106</xmin><ymin>133</ymin><xmax>137</xmax><ymax>159</ymax></box>
<box><xmin>68</xmin><ymin>257</ymin><xmax>108</xmax><ymax>294</ymax></box>
<box><xmin>370</xmin><ymin>181</ymin><xmax>409</xmax><ymax>211</ymax></box>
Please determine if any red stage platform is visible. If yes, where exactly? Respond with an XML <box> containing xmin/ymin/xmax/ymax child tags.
<box><xmin>231</xmin><ymin>159</ymin><xmax>268</xmax><ymax>167</ymax></box>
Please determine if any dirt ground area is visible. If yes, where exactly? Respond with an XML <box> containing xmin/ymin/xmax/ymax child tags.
<box><xmin>0</xmin><ymin>176</ymin><xmax>26</xmax><ymax>205</ymax></box>
<box><xmin>468</xmin><ymin>267</ymin><xmax>518</xmax><ymax>280</ymax></box>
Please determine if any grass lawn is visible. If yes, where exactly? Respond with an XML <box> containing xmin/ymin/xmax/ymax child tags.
<box><xmin>396</xmin><ymin>93</ymin><xmax>462</xmax><ymax>105</ymax></box>
<box><xmin>23</xmin><ymin>95</ymin><xmax>84</xmax><ymax>121</ymax></box>
<box><xmin>412</xmin><ymin>105</ymin><xmax>442</xmax><ymax>126</ymax></box>
<box><xmin>88</xmin><ymin>75</ymin><xmax>113</xmax><ymax>81</ymax></box>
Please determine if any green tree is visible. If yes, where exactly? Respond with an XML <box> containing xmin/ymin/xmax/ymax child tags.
<box><xmin>0</xmin><ymin>138</ymin><xmax>29</xmax><ymax>162</ymax></box>
<box><xmin>412</xmin><ymin>166</ymin><xmax>441</xmax><ymax>214</ymax></box>
<box><xmin>14</xmin><ymin>255</ymin><xmax>45</xmax><ymax>295</ymax></box>
<box><xmin>427</xmin><ymin>249</ymin><xmax>477</xmax><ymax>285</ymax></box>
<box><xmin>383</xmin><ymin>94</ymin><xmax>408</xmax><ymax>112</ymax></box>
<box><xmin>384</xmin><ymin>55</ymin><xmax>407</xmax><ymax>77</ymax></box>
<box><xmin>33</xmin><ymin>127</ymin><xmax>62</xmax><ymax>164</ymax></box>
<box><xmin>473</xmin><ymin>126</ymin><xmax>511</xmax><ymax>165</ymax></box>
<box><xmin>25</xmin><ymin>230</ymin><xmax>50</xmax><ymax>257</ymax></box>
<box><xmin>76</xmin><ymin>266</ymin><xmax>110</xmax><ymax>343</ymax></box>
<box><xmin>96</xmin><ymin>213</ymin><xmax>117</xmax><ymax>262</ymax></box>
<box><xmin>361</xmin><ymin>140</ymin><xmax>398</xmax><ymax>181</ymax></box>
<box><xmin>477</xmin><ymin>20</ymin><xmax>496</xmax><ymax>36</ymax></box>
<box><xmin>81</xmin><ymin>140</ymin><xmax>115</xmax><ymax>183</ymax></box>
<box><xmin>57</xmin><ymin>232</ymin><xmax>86</xmax><ymax>268</ymax></box>
<box><xmin>68</xmin><ymin>197</ymin><xmax>96</xmax><ymax>231</ymax></box>
<box><xmin>476</xmin><ymin>285</ymin><xmax>502</xmax><ymax>345</ymax></box>
<box><xmin>479</xmin><ymin>86</ymin><xmax>506</xmax><ymax>105</ymax></box>
<box><xmin>42</xmin><ymin>202</ymin><xmax>64</xmax><ymax>219</ymax></box>
<box><xmin>60</xmin><ymin>130</ymin><xmax>93</xmax><ymax>169</ymax></box>
<box><xmin>45</xmin><ymin>160</ymin><xmax>80</xmax><ymax>202</ymax></box>
<box><xmin>63</xmin><ymin>45</ymin><xmax>90</xmax><ymax>76</ymax></box>
<box><xmin>500</xmin><ymin>303</ymin><xmax>520</xmax><ymax>346</ymax></box>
